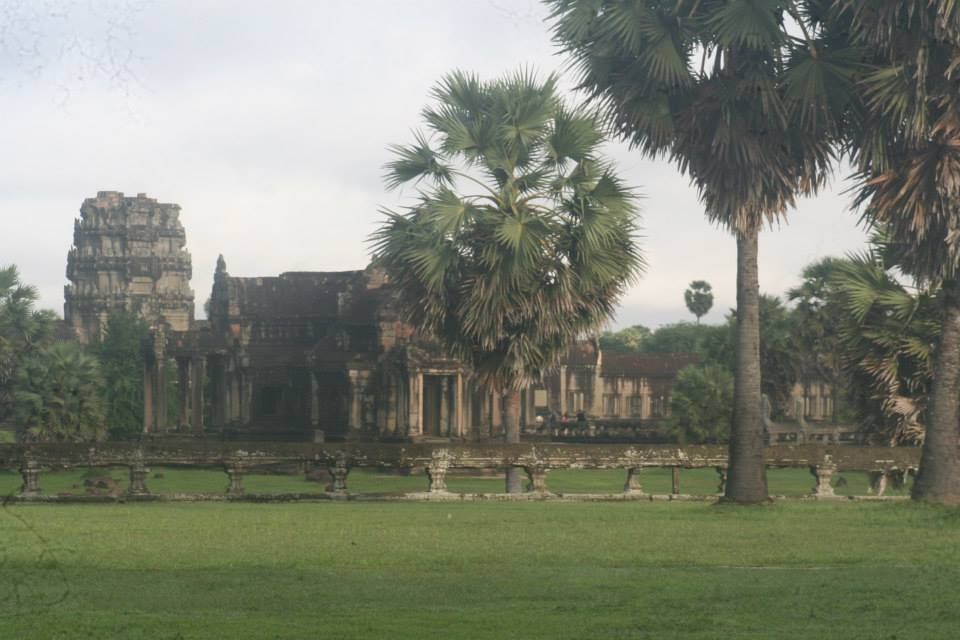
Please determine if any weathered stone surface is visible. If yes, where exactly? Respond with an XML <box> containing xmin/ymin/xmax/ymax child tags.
<box><xmin>64</xmin><ymin>191</ymin><xmax>194</xmax><ymax>343</ymax></box>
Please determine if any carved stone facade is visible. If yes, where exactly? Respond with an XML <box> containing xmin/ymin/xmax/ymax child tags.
<box><xmin>64</xmin><ymin>191</ymin><xmax>695</xmax><ymax>441</ymax></box>
<box><xmin>64</xmin><ymin>191</ymin><xmax>194</xmax><ymax>343</ymax></box>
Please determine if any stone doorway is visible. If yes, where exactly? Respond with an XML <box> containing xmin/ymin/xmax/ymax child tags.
<box><xmin>422</xmin><ymin>375</ymin><xmax>453</xmax><ymax>437</ymax></box>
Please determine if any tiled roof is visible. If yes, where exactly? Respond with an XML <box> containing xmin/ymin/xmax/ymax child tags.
<box><xmin>600</xmin><ymin>352</ymin><xmax>702</xmax><ymax>378</ymax></box>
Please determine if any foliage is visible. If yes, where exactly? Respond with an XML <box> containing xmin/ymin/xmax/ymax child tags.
<box><xmin>371</xmin><ymin>69</ymin><xmax>644</xmax><ymax>392</ymax></box>
<box><xmin>640</xmin><ymin>322</ymin><xmax>732</xmax><ymax>367</ymax></box>
<box><xmin>14</xmin><ymin>341</ymin><xmax>106</xmax><ymax>441</ymax></box>
<box><xmin>684</xmin><ymin>280</ymin><xmax>714</xmax><ymax>323</ymax></box>
<box><xmin>91</xmin><ymin>312</ymin><xmax>149</xmax><ymax>440</ymax></box>
<box><xmin>0</xmin><ymin>265</ymin><xmax>57</xmax><ymax>423</ymax></box>
<box><xmin>830</xmin><ymin>251</ymin><xmax>940</xmax><ymax>445</ymax></box>
<box><xmin>786</xmin><ymin>257</ymin><xmax>852</xmax><ymax>423</ymax></box>
<box><xmin>669</xmin><ymin>364</ymin><xmax>734</xmax><ymax>444</ymax></box>
<box><xmin>598</xmin><ymin>324</ymin><xmax>650</xmax><ymax>352</ymax></box>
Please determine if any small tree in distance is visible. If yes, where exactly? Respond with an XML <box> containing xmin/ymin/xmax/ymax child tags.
<box><xmin>684</xmin><ymin>280</ymin><xmax>714</xmax><ymax>324</ymax></box>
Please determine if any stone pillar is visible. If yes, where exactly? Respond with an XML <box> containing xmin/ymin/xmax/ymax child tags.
<box><xmin>408</xmin><ymin>372</ymin><xmax>422</xmax><ymax>437</ymax></box>
<box><xmin>455</xmin><ymin>373</ymin><xmax>465</xmax><ymax>438</ymax></box>
<box><xmin>868</xmin><ymin>470</ymin><xmax>889</xmax><ymax>497</ymax></box>
<box><xmin>440</xmin><ymin>376</ymin><xmax>450</xmax><ymax>436</ymax></box>
<box><xmin>524</xmin><ymin>387</ymin><xmax>536</xmax><ymax>432</ymax></box>
<box><xmin>226</xmin><ymin>462</ymin><xmax>245</xmax><ymax>496</ymax></box>
<box><xmin>671</xmin><ymin>467</ymin><xmax>681</xmax><ymax>495</ymax></box>
<box><xmin>716</xmin><ymin>466</ymin><xmax>728</xmax><ymax>495</ymax></box>
<box><xmin>212</xmin><ymin>357</ymin><xmax>226</xmax><ymax>428</ymax></box>
<box><xmin>177</xmin><ymin>358</ymin><xmax>190</xmax><ymax>430</ymax></box>
<box><xmin>143</xmin><ymin>357</ymin><xmax>155</xmax><ymax>433</ymax></box>
<box><xmin>155</xmin><ymin>357</ymin><xmax>168</xmax><ymax>431</ymax></box>
<box><xmin>427</xmin><ymin>449</ymin><xmax>450</xmax><ymax>493</ymax></box>
<box><xmin>624</xmin><ymin>467</ymin><xmax>643</xmax><ymax>495</ymax></box>
<box><xmin>328</xmin><ymin>455</ymin><xmax>349</xmax><ymax>494</ymax></box>
<box><xmin>17</xmin><ymin>460</ymin><xmax>41</xmax><ymax>498</ymax></box>
<box><xmin>310</xmin><ymin>371</ymin><xmax>320</xmax><ymax>427</ymax></box>
<box><xmin>477</xmin><ymin>391</ymin><xmax>488</xmax><ymax>439</ymax></box>
<box><xmin>230</xmin><ymin>368</ymin><xmax>241</xmax><ymax>423</ymax></box>
<box><xmin>524</xmin><ymin>465</ymin><xmax>549</xmax><ymax>495</ymax></box>
<box><xmin>128</xmin><ymin>459</ymin><xmax>150</xmax><ymax>496</ymax></box>
<box><xmin>191</xmin><ymin>356</ymin><xmax>205</xmax><ymax>434</ymax></box>
<box><xmin>810</xmin><ymin>455</ymin><xmax>837</xmax><ymax>498</ymax></box>
<box><xmin>240</xmin><ymin>368</ymin><xmax>252</xmax><ymax>425</ymax></box>
<box><xmin>348</xmin><ymin>370</ymin><xmax>360</xmax><ymax>432</ymax></box>
<box><xmin>559</xmin><ymin>365</ymin><xmax>567</xmax><ymax>415</ymax></box>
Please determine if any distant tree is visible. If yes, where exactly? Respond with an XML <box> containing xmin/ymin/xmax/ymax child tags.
<box><xmin>641</xmin><ymin>322</ymin><xmax>732</xmax><ymax>369</ymax></box>
<box><xmin>599</xmin><ymin>325</ymin><xmax>650</xmax><ymax>352</ymax></box>
<box><xmin>787</xmin><ymin>257</ymin><xmax>851</xmax><ymax>424</ymax></box>
<box><xmin>669</xmin><ymin>364</ymin><xmax>734</xmax><ymax>445</ymax></box>
<box><xmin>14</xmin><ymin>341</ymin><xmax>106</xmax><ymax>442</ymax></box>
<box><xmin>684</xmin><ymin>281</ymin><xmax>714</xmax><ymax>324</ymax></box>
<box><xmin>91</xmin><ymin>312</ymin><xmax>149</xmax><ymax>440</ymax></box>
<box><xmin>371</xmin><ymin>70</ymin><xmax>644</xmax><ymax>492</ymax></box>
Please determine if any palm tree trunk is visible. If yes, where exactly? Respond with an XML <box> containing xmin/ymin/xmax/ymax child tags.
<box><xmin>503</xmin><ymin>388</ymin><xmax>523</xmax><ymax>493</ymax></box>
<box><xmin>912</xmin><ymin>278</ymin><xmax>960</xmax><ymax>504</ymax></box>
<box><xmin>724</xmin><ymin>228</ymin><xmax>769</xmax><ymax>503</ymax></box>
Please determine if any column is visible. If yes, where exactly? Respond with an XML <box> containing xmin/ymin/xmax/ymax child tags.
<box><xmin>240</xmin><ymin>369</ymin><xmax>252</xmax><ymax>425</ymax></box>
<box><xmin>477</xmin><ymin>390</ymin><xmax>488</xmax><ymax>439</ymax></box>
<box><xmin>310</xmin><ymin>371</ymin><xmax>320</xmax><ymax>427</ymax></box>
<box><xmin>143</xmin><ymin>357</ymin><xmax>154</xmax><ymax>433</ymax></box>
<box><xmin>177</xmin><ymin>359</ymin><xmax>190</xmax><ymax>430</ymax></box>
<box><xmin>191</xmin><ymin>356</ymin><xmax>205</xmax><ymax>434</ymax></box>
<box><xmin>212</xmin><ymin>356</ymin><xmax>226</xmax><ymax>428</ymax></box>
<box><xmin>455</xmin><ymin>373</ymin><xmax>465</xmax><ymax>438</ymax></box>
<box><xmin>348</xmin><ymin>370</ymin><xmax>361</xmax><ymax>432</ymax></box>
<box><xmin>155</xmin><ymin>357</ymin><xmax>167</xmax><ymax>431</ymax></box>
<box><xmin>524</xmin><ymin>387</ymin><xmax>536</xmax><ymax>432</ymax></box>
<box><xmin>440</xmin><ymin>377</ymin><xmax>450</xmax><ymax>436</ymax></box>
<box><xmin>559</xmin><ymin>365</ymin><xmax>567</xmax><ymax>416</ymax></box>
<box><xmin>408</xmin><ymin>372</ymin><xmax>422</xmax><ymax>436</ymax></box>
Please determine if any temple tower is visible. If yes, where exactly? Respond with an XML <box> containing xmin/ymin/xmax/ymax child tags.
<box><xmin>64</xmin><ymin>191</ymin><xmax>194</xmax><ymax>343</ymax></box>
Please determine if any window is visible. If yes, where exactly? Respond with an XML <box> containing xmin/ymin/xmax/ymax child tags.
<box><xmin>650</xmin><ymin>396</ymin><xmax>665</xmax><ymax>418</ymax></box>
<box><xmin>568</xmin><ymin>391</ymin><xmax>584</xmax><ymax>412</ymax></box>
<box><xmin>630</xmin><ymin>396</ymin><xmax>643</xmax><ymax>417</ymax></box>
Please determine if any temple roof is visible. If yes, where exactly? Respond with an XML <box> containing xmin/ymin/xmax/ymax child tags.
<box><xmin>600</xmin><ymin>352</ymin><xmax>702</xmax><ymax>378</ymax></box>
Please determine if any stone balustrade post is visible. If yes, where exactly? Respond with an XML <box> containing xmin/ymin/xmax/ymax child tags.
<box><xmin>810</xmin><ymin>454</ymin><xmax>837</xmax><ymax>498</ymax></box>
<box><xmin>18</xmin><ymin>460</ymin><xmax>42</xmax><ymax>498</ymax></box>
<box><xmin>225</xmin><ymin>463</ymin><xmax>245</xmax><ymax>496</ymax></box>
<box><xmin>426</xmin><ymin>449</ymin><xmax>450</xmax><ymax>493</ymax></box>
<box><xmin>868</xmin><ymin>470</ymin><xmax>889</xmax><ymax>497</ymax></box>
<box><xmin>715</xmin><ymin>466</ymin><xmax>727</xmax><ymax>495</ymax></box>
<box><xmin>328</xmin><ymin>455</ymin><xmax>349</xmax><ymax>494</ymax></box>
<box><xmin>127</xmin><ymin>459</ymin><xmax>150</xmax><ymax>496</ymax></box>
<box><xmin>524</xmin><ymin>465</ymin><xmax>549</xmax><ymax>494</ymax></box>
<box><xmin>671</xmin><ymin>467</ymin><xmax>681</xmax><ymax>495</ymax></box>
<box><xmin>623</xmin><ymin>467</ymin><xmax>643</xmax><ymax>495</ymax></box>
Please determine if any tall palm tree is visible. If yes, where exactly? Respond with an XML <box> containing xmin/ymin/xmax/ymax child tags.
<box><xmin>684</xmin><ymin>280</ymin><xmax>714</xmax><ymax>324</ymax></box>
<box><xmin>548</xmin><ymin>0</ymin><xmax>851</xmax><ymax>502</ymax></box>
<box><xmin>832</xmin><ymin>0</ymin><xmax>960</xmax><ymax>503</ymax></box>
<box><xmin>371</xmin><ymin>70</ymin><xmax>644</xmax><ymax>492</ymax></box>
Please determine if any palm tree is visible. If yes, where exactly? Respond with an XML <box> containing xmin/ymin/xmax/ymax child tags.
<box><xmin>684</xmin><ymin>280</ymin><xmax>714</xmax><ymax>324</ymax></box>
<box><xmin>832</xmin><ymin>1</ymin><xmax>960</xmax><ymax>503</ymax></box>
<box><xmin>548</xmin><ymin>0</ymin><xmax>851</xmax><ymax>503</ymax></box>
<box><xmin>830</xmin><ymin>248</ymin><xmax>939</xmax><ymax>445</ymax></box>
<box><xmin>371</xmin><ymin>70</ymin><xmax>644</xmax><ymax>492</ymax></box>
<box><xmin>15</xmin><ymin>341</ymin><xmax>106</xmax><ymax>442</ymax></box>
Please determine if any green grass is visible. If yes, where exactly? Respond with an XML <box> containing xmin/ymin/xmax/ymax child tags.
<box><xmin>0</xmin><ymin>466</ymin><xmax>911</xmax><ymax>498</ymax></box>
<box><xmin>1</xmin><ymin>500</ymin><xmax>957</xmax><ymax>638</ymax></box>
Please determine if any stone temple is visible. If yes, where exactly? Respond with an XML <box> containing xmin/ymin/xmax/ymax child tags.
<box><xmin>65</xmin><ymin>192</ymin><xmax>698</xmax><ymax>441</ymax></box>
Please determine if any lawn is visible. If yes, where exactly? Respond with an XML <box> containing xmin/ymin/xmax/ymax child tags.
<box><xmin>1</xmin><ymin>500</ymin><xmax>957</xmax><ymax>639</ymax></box>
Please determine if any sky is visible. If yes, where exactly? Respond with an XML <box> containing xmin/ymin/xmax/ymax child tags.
<box><xmin>0</xmin><ymin>0</ymin><xmax>869</xmax><ymax>330</ymax></box>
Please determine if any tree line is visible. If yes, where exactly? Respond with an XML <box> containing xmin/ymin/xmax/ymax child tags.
<box><xmin>374</xmin><ymin>1</ymin><xmax>960</xmax><ymax>504</ymax></box>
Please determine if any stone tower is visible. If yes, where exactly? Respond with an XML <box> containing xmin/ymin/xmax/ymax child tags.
<box><xmin>64</xmin><ymin>191</ymin><xmax>195</xmax><ymax>343</ymax></box>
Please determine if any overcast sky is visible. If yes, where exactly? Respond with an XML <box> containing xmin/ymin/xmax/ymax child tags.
<box><xmin>0</xmin><ymin>0</ymin><xmax>868</xmax><ymax>329</ymax></box>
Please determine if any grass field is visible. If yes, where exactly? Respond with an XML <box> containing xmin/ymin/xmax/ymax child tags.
<box><xmin>2</xmin><ymin>498</ymin><xmax>957</xmax><ymax>639</ymax></box>
<box><xmin>0</xmin><ymin>465</ymin><xmax>911</xmax><ymax>498</ymax></box>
